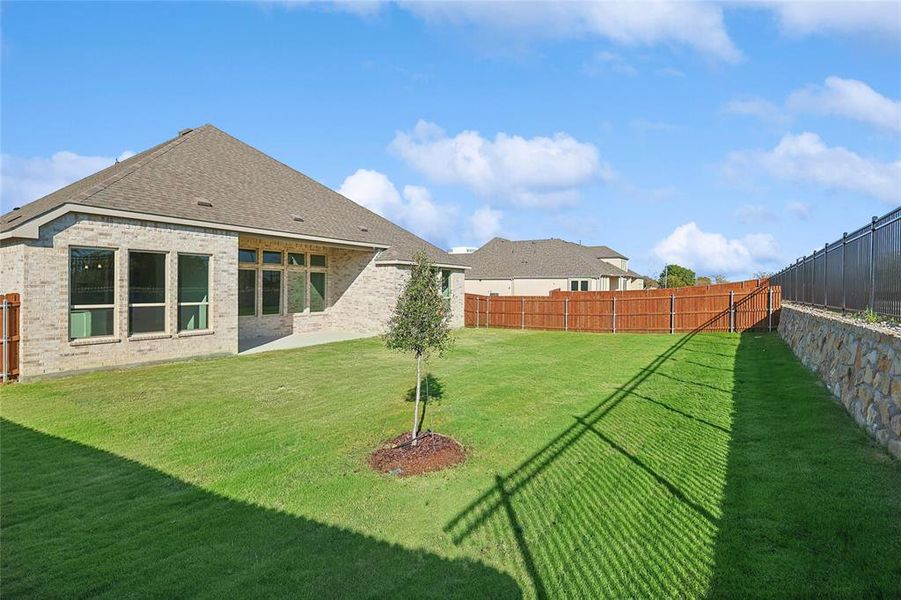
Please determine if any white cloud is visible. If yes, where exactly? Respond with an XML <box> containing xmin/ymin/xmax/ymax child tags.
<box><xmin>389</xmin><ymin>120</ymin><xmax>612</xmax><ymax>208</ymax></box>
<box><xmin>654</xmin><ymin>222</ymin><xmax>780</xmax><ymax>277</ymax></box>
<box><xmin>400</xmin><ymin>1</ymin><xmax>742</xmax><ymax>62</ymax></box>
<box><xmin>338</xmin><ymin>168</ymin><xmax>457</xmax><ymax>245</ymax></box>
<box><xmin>469</xmin><ymin>205</ymin><xmax>503</xmax><ymax>243</ymax></box>
<box><xmin>723</xmin><ymin>98</ymin><xmax>789</xmax><ymax>125</ymax></box>
<box><xmin>787</xmin><ymin>76</ymin><xmax>901</xmax><ymax>133</ymax></box>
<box><xmin>0</xmin><ymin>150</ymin><xmax>133</xmax><ymax>212</ymax></box>
<box><xmin>785</xmin><ymin>201</ymin><xmax>811</xmax><ymax>220</ymax></box>
<box><xmin>725</xmin><ymin>132</ymin><xmax>901</xmax><ymax>203</ymax></box>
<box><xmin>768</xmin><ymin>1</ymin><xmax>901</xmax><ymax>39</ymax></box>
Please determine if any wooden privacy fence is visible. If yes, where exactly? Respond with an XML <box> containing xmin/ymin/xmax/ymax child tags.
<box><xmin>465</xmin><ymin>280</ymin><xmax>780</xmax><ymax>334</ymax></box>
<box><xmin>1</xmin><ymin>293</ymin><xmax>21</xmax><ymax>382</ymax></box>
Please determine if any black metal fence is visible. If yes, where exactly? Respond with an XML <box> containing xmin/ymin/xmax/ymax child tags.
<box><xmin>770</xmin><ymin>206</ymin><xmax>901</xmax><ymax>318</ymax></box>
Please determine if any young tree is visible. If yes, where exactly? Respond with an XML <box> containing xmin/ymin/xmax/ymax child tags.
<box><xmin>658</xmin><ymin>264</ymin><xmax>696</xmax><ymax>288</ymax></box>
<box><xmin>384</xmin><ymin>251</ymin><xmax>452</xmax><ymax>444</ymax></box>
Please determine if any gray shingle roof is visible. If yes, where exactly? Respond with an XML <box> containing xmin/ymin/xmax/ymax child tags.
<box><xmin>1</xmin><ymin>125</ymin><xmax>463</xmax><ymax>266</ymax></box>
<box><xmin>458</xmin><ymin>237</ymin><xmax>633</xmax><ymax>279</ymax></box>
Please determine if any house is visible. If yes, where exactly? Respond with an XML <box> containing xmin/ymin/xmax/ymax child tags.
<box><xmin>0</xmin><ymin>125</ymin><xmax>467</xmax><ymax>380</ymax></box>
<box><xmin>457</xmin><ymin>237</ymin><xmax>644</xmax><ymax>296</ymax></box>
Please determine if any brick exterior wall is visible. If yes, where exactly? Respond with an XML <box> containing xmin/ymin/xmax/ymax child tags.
<box><xmin>2</xmin><ymin>214</ymin><xmax>238</xmax><ymax>380</ymax></box>
<box><xmin>2</xmin><ymin>216</ymin><xmax>465</xmax><ymax>379</ymax></box>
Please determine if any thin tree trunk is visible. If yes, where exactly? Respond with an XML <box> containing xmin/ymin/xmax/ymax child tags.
<box><xmin>412</xmin><ymin>352</ymin><xmax>422</xmax><ymax>446</ymax></box>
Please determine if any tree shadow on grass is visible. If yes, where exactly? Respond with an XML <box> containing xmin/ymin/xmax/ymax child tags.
<box><xmin>0</xmin><ymin>419</ymin><xmax>521</xmax><ymax>599</ymax></box>
<box><xmin>405</xmin><ymin>373</ymin><xmax>445</xmax><ymax>432</ymax></box>
<box><xmin>707</xmin><ymin>333</ymin><xmax>901</xmax><ymax>598</ymax></box>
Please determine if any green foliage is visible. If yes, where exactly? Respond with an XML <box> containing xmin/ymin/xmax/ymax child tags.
<box><xmin>384</xmin><ymin>251</ymin><xmax>452</xmax><ymax>359</ymax></box>
<box><xmin>861</xmin><ymin>308</ymin><xmax>880</xmax><ymax>324</ymax></box>
<box><xmin>658</xmin><ymin>264</ymin><xmax>696</xmax><ymax>288</ymax></box>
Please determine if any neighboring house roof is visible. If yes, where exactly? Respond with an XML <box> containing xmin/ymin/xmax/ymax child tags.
<box><xmin>457</xmin><ymin>237</ymin><xmax>636</xmax><ymax>279</ymax></box>
<box><xmin>0</xmin><ymin>125</ymin><xmax>464</xmax><ymax>267</ymax></box>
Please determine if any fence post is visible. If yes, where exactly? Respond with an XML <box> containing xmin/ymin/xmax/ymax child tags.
<box><xmin>767</xmin><ymin>287</ymin><xmax>773</xmax><ymax>332</ymax></box>
<box><xmin>612</xmin><ymin>296</ymin><xmax>616</xmax><ymax>334</ymax></box>
<box><xmin>729</xmin><ymin>290</ymin><xmax>734</xmax><ymax>333</ymax></box>
<box><xmin>869</xmin><ymin>215</ymin><xmax>877</xmax><ymax>313</ymax></box>
<box><xmin>670</xmin><ymin>294</ymin><xmax>675</xmax><ymax>334</ymax></box>
<box><xmin>841</xmin><ymin>232</ymin><xmax>847</xmax><ymax>313</ymax></box>
<box><xmin>486</xmin><ymin>296</ymin><xmax>490</xmax><ymax>328</ymax></box>
<box><xmin>823</xmin><ymin>242</ymin><xmax>828</xmax><ymax>308</ymax></box>
<box><xmin>1</xmin><ymin>298</ymin><xmax>7</xmax><ymax>384</ymax></box>
<box><xmin>520</xmin><ymin>297</ymin><xmax>525</xmax><ymax>330</ymax></box>
<box><xmin>564</xmin><ymin>298</ymin><xmax>569</xmax><ymax>331</ymax></box>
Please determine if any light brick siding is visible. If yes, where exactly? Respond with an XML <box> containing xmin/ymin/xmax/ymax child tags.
<box><xmin>1</xmin><ymin>216</ymin><xmax>464</xmax><ymax>380</ymax></box>
<box><xmin>236</xmin><ymin>235</ymin><xmax>465</xmax><ymax>344</ymax></box>
<box><xmin>2</xmin><ymin>214</ymin><xmax>238</xmax><ymax>380</ymax></box>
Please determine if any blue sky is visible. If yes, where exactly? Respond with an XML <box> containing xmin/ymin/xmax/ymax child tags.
<box><xmin>2</xmin><ymin>1</ymin><xmax>899</xmax><ymax>279</ymax></box>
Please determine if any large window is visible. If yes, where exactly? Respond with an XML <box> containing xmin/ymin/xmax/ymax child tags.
<box><xmin>287</xmin><ymin>271</ymin><xmax>306</xmax><ymax>313</ymax></box>
<box><xmin>178</xmin><ymin>255</ymin><xmax>209</xmax><ymax>331</ymax></box>
<box><xmin>262</xmin><ymin>271</ymin><xmax>282</xmax><ymax>315</ymax></box>
<box><xmin>238</xmin><ymin>269</ymin><xmax>256</xmax><ymax>316</ymax></box>
<box><xmin>128</xmin><ymin>252</ymin><xmax>166</xmax><ymax>335</ymax></box>
<box><xmin>69</xmin><ymin>248</ymin><xmax>115</xmax><ymax>339</ymax></box>
<box><xmin>310</xmin><ymin>272</ymin><xmax>327</xmax><ymax>312</ymax></box>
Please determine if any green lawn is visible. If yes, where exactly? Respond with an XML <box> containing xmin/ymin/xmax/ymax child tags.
<box><xmin>2</xmin><ymin>329</ymin><xmax>899</xmax><ymax>598</ymax></box>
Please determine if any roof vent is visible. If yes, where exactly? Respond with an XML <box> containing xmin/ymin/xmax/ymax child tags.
<box><xmin>12</xmin><ymin>206</ymin><xmax>20</xmax><ymax>211</ymax></box>
<box><xmin>179</xmin><ymin>128</ymin><xmax>194</xmax><ymax>137</ymax></box>
<box><xmin>196</xmin><ymin>200</ymin><xmax>213</xmax><ymax>208</ymax></box>
<box><xmin>292</xmin><ymin>215</ymin><xmax>305</xmax><ymax>222</ymax></box>
<box><xmin>359</xmin><ymin>226</ymin><xmax>369</xmax><ymax>232</ymax></box>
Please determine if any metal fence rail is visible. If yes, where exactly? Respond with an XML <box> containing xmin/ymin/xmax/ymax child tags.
<box><xmin>770</xmin><ymin>206</ymin><xmax>901</xmax><ymax>318</ymax></box>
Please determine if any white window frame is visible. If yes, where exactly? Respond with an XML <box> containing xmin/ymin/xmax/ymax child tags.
<box><xmin>569</xmin><ymin>278</ymin><xmax>590</xmax><ymax>292</ymax></box>
<box><xmin>286</xmin><ymin>254</ymin><xmax>308</xmax><ymax>314</ymax></box>
<box><xmin>68</xmin><ymin>245</ymin><xmax>117</xmax><ymax>340</ymax></box>
<box><xmin>177</xmin><ymin>253</ymin><xmax>212</xmax><ymax>332</ymax></box>
<box><xmin>127</xmin><ymin>250</ymin><xmax>168</xmax><ymax>336</ymax></box>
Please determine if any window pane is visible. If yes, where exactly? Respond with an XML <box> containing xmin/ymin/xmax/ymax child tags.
<box><xmin>287</xmin><ymin>271</ymin><xmax>306</xmax><ymax>313</ymax></box>
<box><xmin>239</xmin><ymin>249</ymin><xmax>257</xmax><ymax>264</ymax></box>
<box><xmin>262</xmin><ymin>271</ymin><xmax>282</xmax><ymax>315</ymax></box>
<box><xmin>70</xmin><ymin>248</ymin><xmax>115</xmax><ymax>305</ymax></box>
<box><xmin>310</xmin><ymin>272</ymin><xmax>326</xmax><ymax>312</ymax></box>
<box><xmin>570</xmin><ymin>281</ymin><xmax>579</xmax><ymax>291</ymax></box>
<box><xmin>129</xmin><ymin>306</ymin><xmax>165</xmax><ymax>335</ymax></box>
<box><xmin>179</xmin><ymin>305</ymin><xmax>208</xmax><ymax>331</ymax></box>
<box><xmin>238</xmin><ymin>269</ymin><xmax>256</xmax><ymax>316</ymax></box>
<box><xmin>129</xmin><ymin>252</ymin><xmax>165</xmax><ymax>304</ymax></box>
<box><xmin>310</xmin><ymin>254</ymin><xmax>326</xmax><ymax>268</ymax></box>
<box><xmin>178</xmin><ymin>255</ymin><xmax>209</xmax><ymax>303</ymax></box>
<box><xmin>70</xmin><ymin>308</ymin><xmax>114</xmax><ymax>339</ymax></box>
<box><xmin>580</xmin><ymin>280</ymin><xmax>588</xmax><ymax>291</ymax></box>
<box><xmin>262</xmin><ymin>251</ymin><xmax>283</xmax><ymax>265</ymax></box>
<box><xmin>287</xmin><ymin>252</ymin><xmax>305</xmax><ymax>266</ymax></box>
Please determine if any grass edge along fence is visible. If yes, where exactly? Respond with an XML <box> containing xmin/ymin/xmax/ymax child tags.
<box><xmin>770</xmin><ymin>206</ymin><xmax>901</xmax><ymax>318</ymax></box>
<box><xmin>465</xmin><ymin>280</ymin><xmax>780</xmax><ymax>334</ymax></box>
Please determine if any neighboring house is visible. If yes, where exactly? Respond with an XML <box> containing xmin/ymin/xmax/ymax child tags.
<box><xmin>458</xmin><ymin>237</ymin><xmax>644</xmax><ymax>296</ymax></box>
<box><xmin>0</xmin><ymin>125</ymin><xmax>466</xmax><ymax>380</ymax></box>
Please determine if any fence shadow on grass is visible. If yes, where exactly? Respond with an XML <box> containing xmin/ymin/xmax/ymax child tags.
<box><xmin>443</xmin><ymin>293</ymin><xmax>772</xmax><ymax>598</ymax></box>
<box><xmin>707</xmin><ymin>333</ymin><xmax>901</xmax><ymax>598</ymax></box>
<box><xmin>0</xmin><ymin>419</ymin><xmax>521</xmax><ymax>599</ymax></box>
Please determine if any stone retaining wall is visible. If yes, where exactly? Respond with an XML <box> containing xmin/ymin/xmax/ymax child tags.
<box><xmin>778</xmin><ymin>303</ymin><xmax>900</xmax><ymax>459</ymax></box>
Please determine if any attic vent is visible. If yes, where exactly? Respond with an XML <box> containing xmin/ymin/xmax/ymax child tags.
<box><xmin>6</xmin><ymin>214</ymin><xmax>21</xmax><ymax>223</ymax></box>
<box><xmin>359</xmin><ymin>226</ymin><xmax>369</xmax><ymax>232</ymax></box>
<box><xmin>292</xmin><ymin>215</ymin><xmax>305</xmax><ymax>222</ymax></box>
<box><xmin>179</xmin><ymin>128</ymin><xmax>194</xmax><ymax>136</ymax></box>
<box><xmin>196</xmin><ymin>200</ymin><xmax>213</xmax><ymax>207</ymax></box>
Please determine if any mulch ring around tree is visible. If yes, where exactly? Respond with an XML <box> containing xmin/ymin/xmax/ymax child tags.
<box><xmin>369</xmin><ymin>431</ymin><xmax>466</xmax><ymax>477</ymax></box>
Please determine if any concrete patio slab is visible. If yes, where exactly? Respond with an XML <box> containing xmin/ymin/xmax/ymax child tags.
<box><xmin>238</xmin><ymin>330</ymin><xmax>374</xmax><ymax>355</ymax></box>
